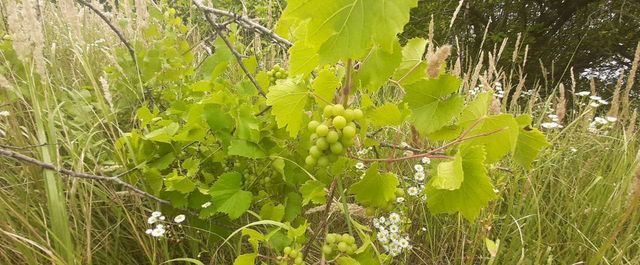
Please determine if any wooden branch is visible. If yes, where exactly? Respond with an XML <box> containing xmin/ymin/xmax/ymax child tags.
<box><xmin>195</xmin><ymin>3</ymin><xmax>267</xmax><ymax>98</ymax></box>
<box><xmin>0</xmin><ymin>147</ymin><xmax>170</xmax><ymax>205</ymax></box>
<box><xmin>192</xmin><ymin>0</ymin><xmax>292</xmax><ymax>48</ymax></box>
<box><xmin>76</xmin><ymin>0</ymin><xmax>137</xmax><ymax>65</ymax></box>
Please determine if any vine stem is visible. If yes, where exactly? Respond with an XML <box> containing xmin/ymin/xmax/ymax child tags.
<box><xmin>302</xmin><ymin>178</ymin><xmax>338</xmax><ymax>261</ymax></box>
<box><xmin>195</xmin><ymin>1</ymin><xmax>267</xmax><ymax>98</ymax></box>
<box><xmin>0</xmin><ymin>147</ymin><xmax>170</xmax><ymax>205</ymax></box>
<box><xmin>342</xmin><ymin>59</ymin><xmax>353</xmax><ymax>106</ymax></box>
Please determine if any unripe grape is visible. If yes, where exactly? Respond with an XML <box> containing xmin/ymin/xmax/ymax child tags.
<box><xmin>342</xmin><ymin>126</ymin><xmax>356</xmax><ymax>139</ymax></box>
<box><xmin>328</xmin><ymin>154</ymin><xmax>339</xmax><ymax>162</ymax></box>
<box><xmin>316</xmin><ymin>124</ymin><xmax>329</xmax><ymax>136</ymax></box>
<box><xmin>316</xmin><ymin>138</ymin><xmax>329</xmax><ymax>150</ymax></box>
<box><xmin>332</xmin><ymin>116</ymin><xmax>347</xmax><ymax>129</ymax></box>
<box><xmin>326</xmin><ymin>131</ymin><xmax>339</xmax><ymax>144</ymax></box>
<box><xmin>353</xmin><ymin>109</ymin><xmax>364</xmax><ymax>120</ymax></box>
<box><xmin>341</xmin><ymin>234</ymin><xmax>351</xmax><ymax>242</ymax></box>
<box><xmin>264</xmin><ymin>177</ymin><xmax>271</xmax><ymax>183</ymax></box>
<box><xmin>294</xmin><ymin>257</ymin><xmax>303</xmax><ymax>264</ymax></box>
<box><xmin>317</xmin><ymin>156</ymin><xmax>329</xmax><ymax>166</ymax></box>
<box><xmin>332</xmin><ymin>104</ymin><xmax>345</xmax><ymax>116</ymax></box>
<box><xmin>289</xmin><ymin>249</ymin><xmax>298</xmax><ymax>258</ymax></box>
<box><xmin>342</xmin><ymin>138</ymin><xmax>354</xmax><ymax>147</ymax></box>
<box><xmin>275</xmin><ymin>72</ymin><xmax>283</xmax><ymax>79</ymax></box>
<box><xmin>284</xmin><ymin>247</ymin><xmax>292</xmax><ymax>255</ymax></box>
<box><xmin>323</xmin><ymin>105</ymin><xmax>334</xmax><ymax>117</ymax></box>
<box><xmin>344</xmin><ymin>109</ymin><xmax>356</xmax><ymax>121</ymax></box>
<box><xmin>310</xmin><ymin>133</ymin><xmax>318</xmax><ymax>141</ymax></box>
<box><xmin>337</xmin><ymin>242</ymin><xmax>348</xmax><ymax>252</ymax></box>
<box><xmin>274</xmin><ymin>64</ymin><xmax>281</xmax><ymax>71</ymax></box>
<box><xmin>322</xmin><ymin>245</ymin><xmax>332</xmax><ymax>255</ymax></box>
<box><xmin>305</xmin><ymin>156</ymin><xmax>316</xmax><ymax>166</ymax></box>
<box><xmin>330</xmin><ymin>142</ymin><xmax>344</xmax><ymax>154</ymax></box>
<box><xmin>326</xmin><ymin>234</ymin><xmax>337</xmax><ymax>244</ymax></box>
<box><xmin>309</xmin><ymin>146</ymin><xmax>322</xmax><ymax>158</ymax></box>
<box><xmin>345</xmin><ymin>235</ymin><xmax>355</xmax><ymax>244</ymax></box>
<box><xmin>308</xmin><ymin>120</ymin><xmax>320</xmax><ymax>131</ymax></box>
<box><xmin>347</xmin><ymin>245</ymin><xmax>356</xmax><ymax>254</ymax></box>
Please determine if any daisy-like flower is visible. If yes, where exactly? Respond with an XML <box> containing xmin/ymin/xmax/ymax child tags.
<box><xmin>151</xmin><ymin>227</ymin><xmax>165</xmax><ymax>237</ymax></box>
<box><xmin>407</xmin><ymin>187</ymin><xmax>419</xmax><ymax>196</ymax></box>
<box><xmin>396</xmin><ymin>197</ymin><xmax>405</xmax><ymax>203</ymax></box>
<box><xmin>541</xmin><ymin>122</ymin><xmax>560</xmax><ymax>129</ymax></box>
<box><xmin>145</xmin><ymin>229</ymin><xmax>153</xmax><ymax>234</ymax></box>
<box><xmin>606</xmin><ymin>116</ymin><xmax>617</xmax><ymax>122</ymax></box>
<box><xmin>589</xmin><ymin>95</ymin><xmax>602</xmax><ymax>101</ymax></box>
<box><xmin>377</xmin><ymin>233</ymin><xmax>389</xmax><ymax>244</ymax></box>
<box><xmin>598</xmin><ymin>99</ymin><xmax>609</xmax><ymax>105</ymax></box>
<box><xmin>399</xmin><ymin>238</ymin><xmax>410</xmax><ymax>248</ymax></box>
<box><xmin>389</xmin><ymin>213</ymin><xmax>401</xmax><ymax>223</ymax></box>
<box><xmin>151</xmin><ymin>211</ymin><xmax>162</xmax><ymax>217</ymax></box>
<box><xmin>594</xmin><ymin>117</ymin><xmax>608</xmax><ymax>125</ymax></box>
<box><xmin>570</xmin><ymin>147</ymin><xmax>577</xmax><ymax>152</ymax></box>
<box><xmin>0</xmin><ymin>111</ymin><xmax>9</xmax><ymax>117</ymax></box>
<box><xmin>421</xmin><ymin>157</ymin><xmax>431</xmax><ymax>164</ymax></box>
<box><xmin>414</xmin><ymin>172</ymin><xmax>425</xmax><ymax>182</ymax></box>
<box><xmin>173</xmin><ymin>214</ymin><xmax>186</xmax><ymax>223</ymax></box>
<box><xmin>147</xmin><ymin>216</ymin><xmax>158</xmax><ymax>224</ymax></box>
<box><xmin>159</xmin><ymin>216</ymin><xmax>165</xmax><ymax>221</ymax></box>
<box><xmin>590</xmin><ymin>102</ymin><xmax>600</xmax><ymax>108</ymax></box>
<box><xmin>414</xmin><ymin>164</ymin><xmax>424</xmax><ymax>172</ymax></box>
<box><xmin>201</xmin><ymin>202</ymin><xmax>212</xmax><ymax>208</ymax></box>
<box><xmin>403</xmin><ymin>150</ymin><xmax>414</xmax><ymax>156</ymax></box>
<box><xmin>575</xmin><ymin>91</ymin><xmax>590</xmax><ymax>96</ymax></box>
<box><xmin>378</xmin><ymin>216</ymin><xmax>386</xmax><ymax>224</ymax></box>
<box><xmin>421</xmin><ymin>227</ymin><xmax>427</xmax><ymax>232</ymax></box>
<box><xmin>373</xmin><ymin>218</ymin><xmax>381</xmax><ymax>228</ymax></box>
<box><xmin>389</xmin><ymin>224</ymin><xmax>399</xmax><ymax>233</ymax></box>
<box><xmin>355</xmin><ymin>162</ymin><xmax>365</xmax><ymax>170</ymax></box>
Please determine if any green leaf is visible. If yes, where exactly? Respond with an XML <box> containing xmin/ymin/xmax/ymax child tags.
<box><xmin>233</xmin><ymin>253</ymin><xmax>256</xmax><ymax>265</ymax></box>
<box><xmin>143</xmin><ymin>168</ymin><xmax>163</xmax><ymax>195</ymax></box>
<box><xmin>431</xmin><ymin>152</ymin><xmax>464</xmax><ymax>190</ymax></box>
<box><xmin>350</xmin><ymin>164</ymin><xmax>398</xmax><ymax>207</ymax></box>
<box><xmin>312</xmin><ymin>68</ymin><xmax>339</xmax><ymax>105</ymax></box>
<box><xmin>163</xmin><ymin>258</ymin><xmax>205</xmax><ymax>265</ymax></box>
<box><xmin>282</xmin><ymin>0</ymin><xmax>417</xmax><ymax>64</ymax></box>
<box><xmin>460</xmin><ymin>92</ymin><xmax>493</xmax><ymax>127</ymax></box>
<box><xmin>355</xmin><ymin>41</ymin><xmax>402</xmax><ymax>92</ymax></box>
<box><xmin>259</xmin><ymin>203</ymin><xmax>285</xmax><ymax>222</ymax></box>
<box><xmin>404</xmin><ymin>75</ymin><xmax>464</xmax><ymax>135</ymax></box>
<box><xmin>461</xmin><ymin>114</ymin><xmax>520</xmax><ymax>163</ymax></box>
<box><xmin>144</xmin><ymin>122</ymin><xmax>179</xmax><ymax>143</ymax></box>
<box><xmin>426</xmin><ymin>146</ymin><xmax>498</xmax><ymax>221</ymax></box>
<box><xmin>209</xmin><ymin>172</ymin><xmax>253</xmax><ymax>219</ymax></box>
<box><xmin>288</xmin><ymin>40</ymin><xmax>320</xmax><ymax>75</ymax></box>
<box><xmin>300</xmin><ymin>180</ymin><xmax>327</xmax><ymax>205</ymax></box>
<box><xmin>236</xmin><ymin>105</ymin><xmax>261</xmax><ymax>143</ymax></box>
<box><xmin>337</xmin><ymin>256</ymin><xmax>360</xmax><ymax>265</ymax></box>
<box><xmin>284</xmin><ymin>192</ymin><xmax>302</xmax><ymax>222</ymax></box>
<box><xmin>513</xmin><ymin>115</ymin><xmax>550</xmax><ymax>169</ymax></box>
<box><xmin>203</xmin><ymin>104</ymin><xmax>234</xmax><ymax>134</ymax></box>
<box><xmin>392</xmin><ymin>38</ymin><xmax>428</xmax><ymax>85</ymax></box>
<box><xmin>228</xmin><ymin>139</ymin><xmax>266</xmax><ymax>158</ymax></box>
<box><xmin>164</xmin><ymin>172</ymin><xmax>196</xmax><ymax>194</ymax></box>
<box><xmin>242</xmin><ymin>228</ymin><xmax>265</xmax><ymax>251</ymax></box>
<box><xmin>266</xmin><ymin>78</ymin><xmax>309</xmax><ymax>138</ymax></box>
<box><xmin>367</xmin><ymin>103</ymin><xmax>404</xmax><ymax>126</ymax></box>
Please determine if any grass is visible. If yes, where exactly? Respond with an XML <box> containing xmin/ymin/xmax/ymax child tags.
<box><xmin>0</xmin><ymin>0</ymin><xmax>639</xmax><ymax>264</ymax></box>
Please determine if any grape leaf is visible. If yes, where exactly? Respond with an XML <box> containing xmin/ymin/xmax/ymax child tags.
<box><xmin>259</xmin><ymin>202</ymin><xmax>285</xmax><ymax>222</ymax></box>
<box><xmin>228</xmin><ymin>139</ymin><xmax>265</xmax><ymax>158</ymax></box>
<box><xmin>337</xmin><ymin>256</ymin><xmax>360</xmax><ymax>265</ymax></box>
<box><xmin>233</xmin><ymin>253</ymin><xmax>256</xmax><ymax>265</ymax></box>
<box><xmin>426</xmin><ymin>146</ymin><xmax>497</xmax><ymax>221</ymax></box>
<box><xmin>312</xmin><ymin>68</ymin><xmax>339</xmax><ymax>105</ymax></box>
<box><xmin>281</xmin><ymin>0</ymin><xmax>417</xmax><ymax>65</ymax></box>
<box><xmin>300</xmin><ymin>180</ymin><xmax>327</xmax><ymax>205</ymax></box>
<box><xmin>266</xmin><ymin>78</ymin><xmax>309</xmax><ymax>138</ymax></box>
<box><xmin>460</xmin><ymin>92</ymin><xmax>493</xmax><ymax>127</ymax></box>
<box><xmin>284</xmin><ymin>192</ymin><xmax>302</xmax><ymax>222</ymax></box>
<box><xmin>289</xmin><ymin>39</ymin><xmax>320</xmax><ymax>75</ymax></box>
<box><xmin>404</xmin><ymin>74</ymin><xmax>464</xmax><ymax>135</ymax></box>
<box><xmin>209</xmin><ymin>172</ymin><xmax>253</xmax><ymax>219</ymax></box>
<box><xmin>392</xmin><ymin>38</ymin><xmax>428</xmax><ymax>85</ymax></box>
<box><xmin>164</xmin><ymin>172</ymin><xmax>196</xmax><ymax>194</ymax></box>
<box><xmin>355</xmin><ymin>41</ymin><xmax>402</xmax><ymax>93</ymax></box>
<box><xmin>461</xmin><ymin>114</ymin><xmax>520</xmax><ymax>163</ymax></box>
<box><xmin>367</xmin><ymin>103</ymin><xmax>405</xmax><ymax>126</ymax></box>
<box><xmin>513</xmin><ymin>114</ymin><xmax>550</xmax><ymax>169</ymax></box>
<box><xmin>350</xmin><ymin>164</ymin><xmax>398</xmax><ymax>207</ymax></box>
<box><xmin>430</xmin><ymin>152</ymin><xmax>463</xmax><ymax>190</ymax></box>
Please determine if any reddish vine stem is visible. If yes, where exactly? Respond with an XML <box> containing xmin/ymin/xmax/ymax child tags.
<box><xmin>342</xmin><ymin>60</ymin><xmax>353</xmax><ymax>106</ymax></box>
<box><xmin>302</xmin><ymin>178</ymin><xmax>338</xmax><ymax>261</ymax></box>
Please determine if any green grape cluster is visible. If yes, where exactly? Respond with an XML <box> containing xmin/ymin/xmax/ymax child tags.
<box><xmin>267</xmin><ymin>64</ymin><xmax>288</xmax><ymax>84</ymax></box>
<box><xmin>322</xmin><ymin>233</ymin><xmax>358</xmax><ymax>256</ymax></box>
<box><xmin>279</xmin><ymin>246</ymin><xmax>304</xmax><ymax>265</ymax></box>
<box><xmin>305</xmin><ymin>104</ymin><xmax>363</xmax><ymax>167</ymax></box>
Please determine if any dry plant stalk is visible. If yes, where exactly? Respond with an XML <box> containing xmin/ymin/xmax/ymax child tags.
<box><xmin>426</xmin><ymin>45</ymin><xmax>452</xmax><ymax>78</ymax></box>
<box><xmin>556</xmin><ymin>84</ymin><xmax>567</xmax><ymax>124</ymax></box>
<box><xmin>621</xmin><ymin>42</ymin><xmax>640</xmax><ymax>120</ymax></box>
<box><xmin>6</xmin><ymin>0</ymin><xmax>47</xmax><ymax>77</ymax></box>
<box><xmin>607</xmin><ymin>73</ymin><xmax>625</xmax><ymax>119</ymax></box>
<box><xmin>627</xmin><ymin>109</ymin><xmax>638</xmax><ymax>136</ymax></box>
<box><xmin>510</xmin><ymin>71</ymin><xmax>526</xmax><ymax>109</ymax></box>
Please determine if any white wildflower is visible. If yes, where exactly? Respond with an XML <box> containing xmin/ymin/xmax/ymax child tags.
<box><xmin>151</xmin><ymin>211</ymin><xmax>162</xmax><ymax>217</ymax></box>
<box><xmin>173</xmin><ymin>214</ymin><xmax>186</xmax><ymax>223</ymax></box>
<box><xmin>575</xmin><ymin>91</ymin><xmax>590</xmax><ymax>96</ymax></box>
<box><xmin>421</xmin><ymin>157</ymin><xmax>431</xmax><ymax>164</ymax></box>
<box><xmin>0</xmin><ymin>111</ymin><xmax>10</xmax><ymax>117</ymax></box>
<box><xmin>407</xmin><ymin>187</ymin><xmax>419</xmax><ymax>196</ymax></box>
<box><xmin>606</xmin><ymin>116</ymin><xmax>617</xmax><ymax>122</ymax></box>
<box><xmin>541</xmin><ymin>122</ymin><xmax>560</xmax><ymax>129</ymax></box>
<box><xmin>147</xmin><ymin>216</ymin><xmax>158</xmax><ymax>224</ymax></box>
<box><xmin>589</xmin><ymin>95</ymin><xmax>602</xmax><ymax>101</ymax></box>
<box><xmin>201</xmin><ymin>202</ymin><xmax>212</xmax><ymax>208</ymax></box>
<box><xmin>389</xmin><ymin>213</ymin><xmax>401</xmax><ymax>224</ymax></box>
<box><xmin>151</xmin><ymin>227</ymin><xmax>165</xmax><ymax>237</ymax></box>
<box><xmin>414</xmin><ymin>164</ymin><xmax>424</xmax><ymax>172</ymax></box>
<box><xmin>570</xmin><ymin>147</ymin><xmax>577</xmax><ymax>152</ymax></box>
<box><xmin>414</xmin><ymin>172</ymin><xmax>425</xmax><ymax>182</ymax></box>
<box><xmin>355</xmin><ymin>162</ymin><xmax>365</xmax><ymax>170</ymax></box>
<box><xmin>594</xmin><ymin>117</ymin><xmax>608</xmax><ymax>125</ymax></box>
<box><xmin>389</xmin><ymin>224</ymin><xmax>399</xmax><ymax>233</ymax></box>
<box><xmin>589</xmin><ymin>102</ymin><xmax>600</xmax><ymax>108</ymax></box>
<box><xmin>145</xmin><ymin>229</ymin><xmax>152</xmax><ymax>234</ymax></box>
<box><xmin>396</xmin><ymin>197</ymin><xmax>405</xmax><ymax>203</ymax></box>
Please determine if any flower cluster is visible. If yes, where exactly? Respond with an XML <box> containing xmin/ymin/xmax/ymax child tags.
<box><xmin>144</xmin><ymin>211</ymin><xmax>186</xmax><ymax>238</ymax></box>
<box><xmin>588</xmin><ymin>116</ymin><xmax>617</xmax><ymax>133</ymax></box>
<box><xmin>541</xmin><ymin>114</ymin><xmax>564</xmax><ymax>129</ymax></box>
<box><xmin>494</xmin><ymin>82</ymin><xmax>505</xmax><ymax>98</ymax></box>
<box><xmin>575</xmin><ymin>91</ymin><xmax>609</xmax><ymax>108</ymax></box>
<box><xmin>373</xmin><ymin>212</ymin><xmax>412</xmax><ymax>257</ymax></box>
